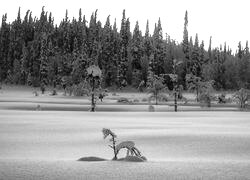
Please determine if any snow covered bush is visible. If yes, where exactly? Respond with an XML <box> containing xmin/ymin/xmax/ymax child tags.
<box><xmin>217</xmin><ymin>93</ymin><xmax>226</xmax><ymax>104</ymax></box>
<box><xmin>50</xmin><ymin>89</ymin><xmax>57</xmax><ymax>96</ymax></box>
<box><xmin>186</xmin><ymin>73</ymin><xmax>214</xmax><ymax>103</ymax></box>
<box><xmin>141</xmin><ymin>98</ymin><xmax>148</xmax><ymax>102</ymax></box>
<box><xmin>33</xmin><ymin>91</ymin><xmax>39</xmax><ymax>96</ymax></box>
<box><xmin>148</xmin><ymin>105</ymin><xmax>155</xmax><ymax>112</ymax></box>
<box><xmin>117</xmin><ymin>97</ymin><xmax>130</xmax><ymax>103</ymax></box>
<box><xmin>102</xmin><ymin>128</ymin><xmax>146</xmax><ymax>161</ymax></box>
<box><xmin>198</xmin><ymin>80</ymin><xmax>214</xmax><ymax>107</ymax></box>
<box><xmin>72</xmin><ymin>81</ymin><xmax>90</xmax><ymax>96</ymax></box>
<box><xmin>233</xmin><ymin>88</ymin><xmax>250</xmax><ymax>109</ymax></box>
<box><xmin>147</xmin><ymin>72</ymin><xmax>167</xmax><ymax>105</ymax></box>
<box><xmin>138</xmin><ymin>80</ymin><xmax>145</xmax><ymax>92</ymax></box>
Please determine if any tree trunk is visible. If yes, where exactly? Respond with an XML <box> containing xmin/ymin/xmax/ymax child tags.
<box><xmin>91</xmin><ymin>77</ymin><xmax>95</xmax><ymax>112</ymax></box>
<box><xmin>174</xmin><ymin>86</ymin><xmax>177</xmax><ymax>112</ymax></box>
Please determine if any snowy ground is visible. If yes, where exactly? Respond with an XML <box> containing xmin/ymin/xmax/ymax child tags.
<box><xmin>0</xmin><ymin>86</ymin><xmax>250</xmax><ymax>179</ymax></box>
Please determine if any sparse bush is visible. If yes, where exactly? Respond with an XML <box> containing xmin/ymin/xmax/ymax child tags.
<box><xmin>233</xmin><ymin>88</ymin><xmax>250</xmax><ymax>109</ymax></box>
<box><xmin>138</xmin><ymin>80</ymin><xmax>145</xmax><ymax>92</ymax></box>
<box><xmin>99</xmin><ymin>89</ymin><xmax>108</xmax><ymax>101</ymax></box>
<box><xmin>66</xmin><ymin>85</ymin><xmax>74</xmax><ymax>96</ymax></box>
<box><xmin>197</xmin><ymin>80</ymin><xmax>214</xmax><ymax>107</ymax></box>
<box><xmin>227</xmin><ymin>97</ymin><xmax>233</xmax><ymax>103</ymax></box>
<box><xmin>50</xmin><ymin>89</ymin><xmax>57</xmax><ymax>96</ymax></box>
<box><xmin>186</xmin><ymin>74</ymin><xmax>214</xmax><ymax>103</ymax></box>
<box><xmin>117</xmin><ymin>97</ymin><xmax>130</xmax><ymax>103</ymax></box>
<box><xmin>72</xmin><ymin>81</ymin><xmax>90</xmax><ymax>96</ymax></box>
<box><xmin>148</xmin><ymin>105</ymin><xmax>155</xmax><ymax>112</ymax></box>
<box><xmin>147</xmin><ymin>73</ymin><xmax>167</xmax><ymax>105</ymax></box>
<box><xmin>40</xmin><ymin>83</ymin><xmax>45</xmax><ymax>94</ymax></box>
<box><xmin>141</xmin><ymin>98</ymin><xmax>148</xmax><ymax>102</ymax></box>
<box><xmin>36</xmin><ymin>104</ymin><xmax>41</xmax><ymax>111</ymax></box>
<box><xmin>158</xmin><ymin>94</ymin><xmax>168</xmax><ymax>102</ymax></box>
<box><xmin>217</xmin><ymin>93</ymin><xmax>226</xmax><ymax>104</ymax></box>
<box><xmin>199</xmin><ymin>92</ymin><xmax>212</xmax><ymax>107</ymax></box>
<box><xmin>112</xmin><ymin>92</ymin><xmax>117</xmax><ymax>96</ymax></box>
<box><xmin>133</xmin><ymin>99</ymin><xmax>139</xmax><ymax>103</ymax></box>
<box><xmin>33</xmin><ymin>91</ymin><xmax>39</xmax><ymax>96</ymax></box>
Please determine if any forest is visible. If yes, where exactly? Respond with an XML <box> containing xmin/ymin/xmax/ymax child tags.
<box><xmin>0</xmin><ymin>7</ymin><xmax>249</xmax><ymax>91</ymax></box>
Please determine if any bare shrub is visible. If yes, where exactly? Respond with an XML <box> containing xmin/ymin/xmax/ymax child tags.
<box><xmin>72</xmin><ymin>81</ymin><xmax>90</xmax><ymax>97</ymax></box>
<box><xmin>117</xmin><ymin>97</ymin><xmax>130</xmax><ymax>103</ymax></box>
<box><xmin>148</xmin><ymin>105</ymin><xmax>155</xmax><ymax>112</ymax></box>
<box><xmin>233</xmin><ymin>88</ymin><xmax>250</xmax><ymax>109</ymax></box>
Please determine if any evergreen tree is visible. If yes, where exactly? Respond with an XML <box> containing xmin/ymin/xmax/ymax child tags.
<box><xmin>143</xmin><ymin>20</ymin><xmax>153</xmax><ymax>85</ymax></box>
<box><xmin>245</xmin><ymin>41</ymin><xmax>249</xmax><ymax>55</ymax></box>
<box><xmin>0</xmin><ymin>13</ymin><xmax>10</xmax><ymax>82</ymax></box>
<box><xmin>237</xmin><ymin>41</ymin><xmax>243</xmax><ymax>59</ymax></box>
<box><xmin>111</xmin><ymin>19</ymin><xmax>120</xmax><ymax>86</ymax></box>
<box><xmin>101</xmin><ymin>15</ymin><xmax>113</xmax><ymax>87</ymax></box>
<box><xmin>152</xmin><ymin>18</ymin><xmax>164</xmax><ymax>75</ymax></box>
<box><xmin>182</xmin><ymin>11</ymin><xmax>189</xmax><ymax>73</ymax></box>
<box><xmin>0</xmin><ymin>7</ymin><xmax>249</xmax><ymax>91</ymax></box>
<box><xmin>130</xmin><ymin>21</ymin><xmax>143</xmax><ymax>86</ymax></box>
<box><xmin>200</xmin><ymin>40</ymin><xmax>205</xmax><ymax>68</ymax></box>
<box><xmin>207</xmin><ymin>36</ymin><xmax>212</xmax><ymax>63</ymax></box>
<box><xmin>39</xmin><ymin>33</ymin><xmax>48</xmax><ymax>86</ymax></box>
<box><xmin>118</xmin><ymin>10</ymin><xmax>130</xmax><ymax>87</ymax></box>
<box><xmin>191</xmin><ymin>34</ymin><xmax>201</xmax><ymax>77</ymax></box>
<box><xmin>20</xmin><ymin>45</ymin><xmax>29</xmax><ymax>84</ymax></box>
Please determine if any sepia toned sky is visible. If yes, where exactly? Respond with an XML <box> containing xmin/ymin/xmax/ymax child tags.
<box><xmin>1</xmin><ymin>0</ymin><xmax>250</xmax><ymax>52</ymax></box>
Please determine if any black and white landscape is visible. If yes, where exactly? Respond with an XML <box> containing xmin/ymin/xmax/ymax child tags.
<box><xmin>0</xmin><ymin>0</ymin><xmax>250</xmax><ymax>179</ymax></box>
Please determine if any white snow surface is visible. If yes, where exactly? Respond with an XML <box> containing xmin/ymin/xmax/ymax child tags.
<box><xmin>0</xmin><ymin>87</ymin><xmax>250</xmax><ymax>179</ymax></box>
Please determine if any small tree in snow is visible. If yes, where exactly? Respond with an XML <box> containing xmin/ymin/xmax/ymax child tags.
<box><xmin>198</xmin><ymin>80</ymin><xmax>214</xmax><ymax>107</ymax></box>
<box><xmin>186</xmin><ymin>73</ymin><xmax>214</xmax><ymax>106</ymax></box>
<box><xmin>186</xmin><ymin>73</ymin><xmax>202</xmax><ymax>101</ymax></box>
<box><xmin>87</xmin><ymin>65</ymin><xmax>102</xmax><ymax>112</ymax></box>
<box><xmin>102</xmin><ymin>128</ymin><xmax>146</xmax><ymax>161</ymax></box>
<box><xmin>147</xmin><ymin>71</ymin><xmax>166</xmax><ymax>105</ymax></box>
<box><xmin>168</xmin><ymin>59</ymin><xmax>183</xmax><ymax>112</ymax></box>
<box><xmin>233</xmin><ymin>88</ymin><xmax>250</xmax><ymax>109</ymax></box>
<box><xmin>102</xmin><ymin>128</ymin><xmax>117</xmax><ymax>160</ymax></box>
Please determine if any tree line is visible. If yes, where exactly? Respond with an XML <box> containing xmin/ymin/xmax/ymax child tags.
<box><xmin>0</xmin><ymin>7</ymin><xmax>249</xmax><ymax>90</ymax></box>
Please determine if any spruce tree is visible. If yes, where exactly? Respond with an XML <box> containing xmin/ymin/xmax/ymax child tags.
<box><xmin>142</xmin><ymin>20</ymin><xmax>152</xmax><ymax>85</ymax></box>
<box><xmin>111</xmin><ymin>19</ymin><xmax>120</xmax><ymax>87</ymax></box>
<box><xmin>39</xmin><ymin>33</ymin><xmax>48</xmax><ymax>86</ymax></box>
<box><xmin>182</xmin><ymin>11</ymin><xmax>189</xmax><ymax>73</ymax></box>
<box><xmin>238</xmin><ymin>41</ymin><xmax>243</xmax><ymax>59</ymax></box>
<box><xmin>152</xmin><ymin>18</ymin><xmax>164</xmax><ymax>75</ymax></box>
<box><xmin>245</xmin><ymin>41</ymin><xmax>249</xmax><ymax>55</ymax></box>
<box><xmin>101</xmin><ymin>15</ymin><xmax>113</xmax><ymax>87</ymax></box>
<box><xmin>207</xmin><ymin>36</ymin><xmax>212</xmax><ymax>64</ymax></box>
<box><xmin>118</xmin><ymin>10</ymin><xmax>130</xmax><ymax>88</ymax></box>
<box><xmin>191</xmin><ymin>34</ymin><xmax>201</xmax><ymax>77</ymax></box>
<box><xmin>200</xmin><ymin>40</ymin><xmax>205</xmax><ymax>68</ymax></box>
<box><xmin>0</xmin><ymin>14</ymin><xmax>10</xmax><ymax>82</ymax></box>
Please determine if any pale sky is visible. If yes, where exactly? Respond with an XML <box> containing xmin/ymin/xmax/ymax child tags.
<box><xmin>1</xmin><ymin>0</ymin><xmax>250</xmax><ymax>52</ymax></box>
